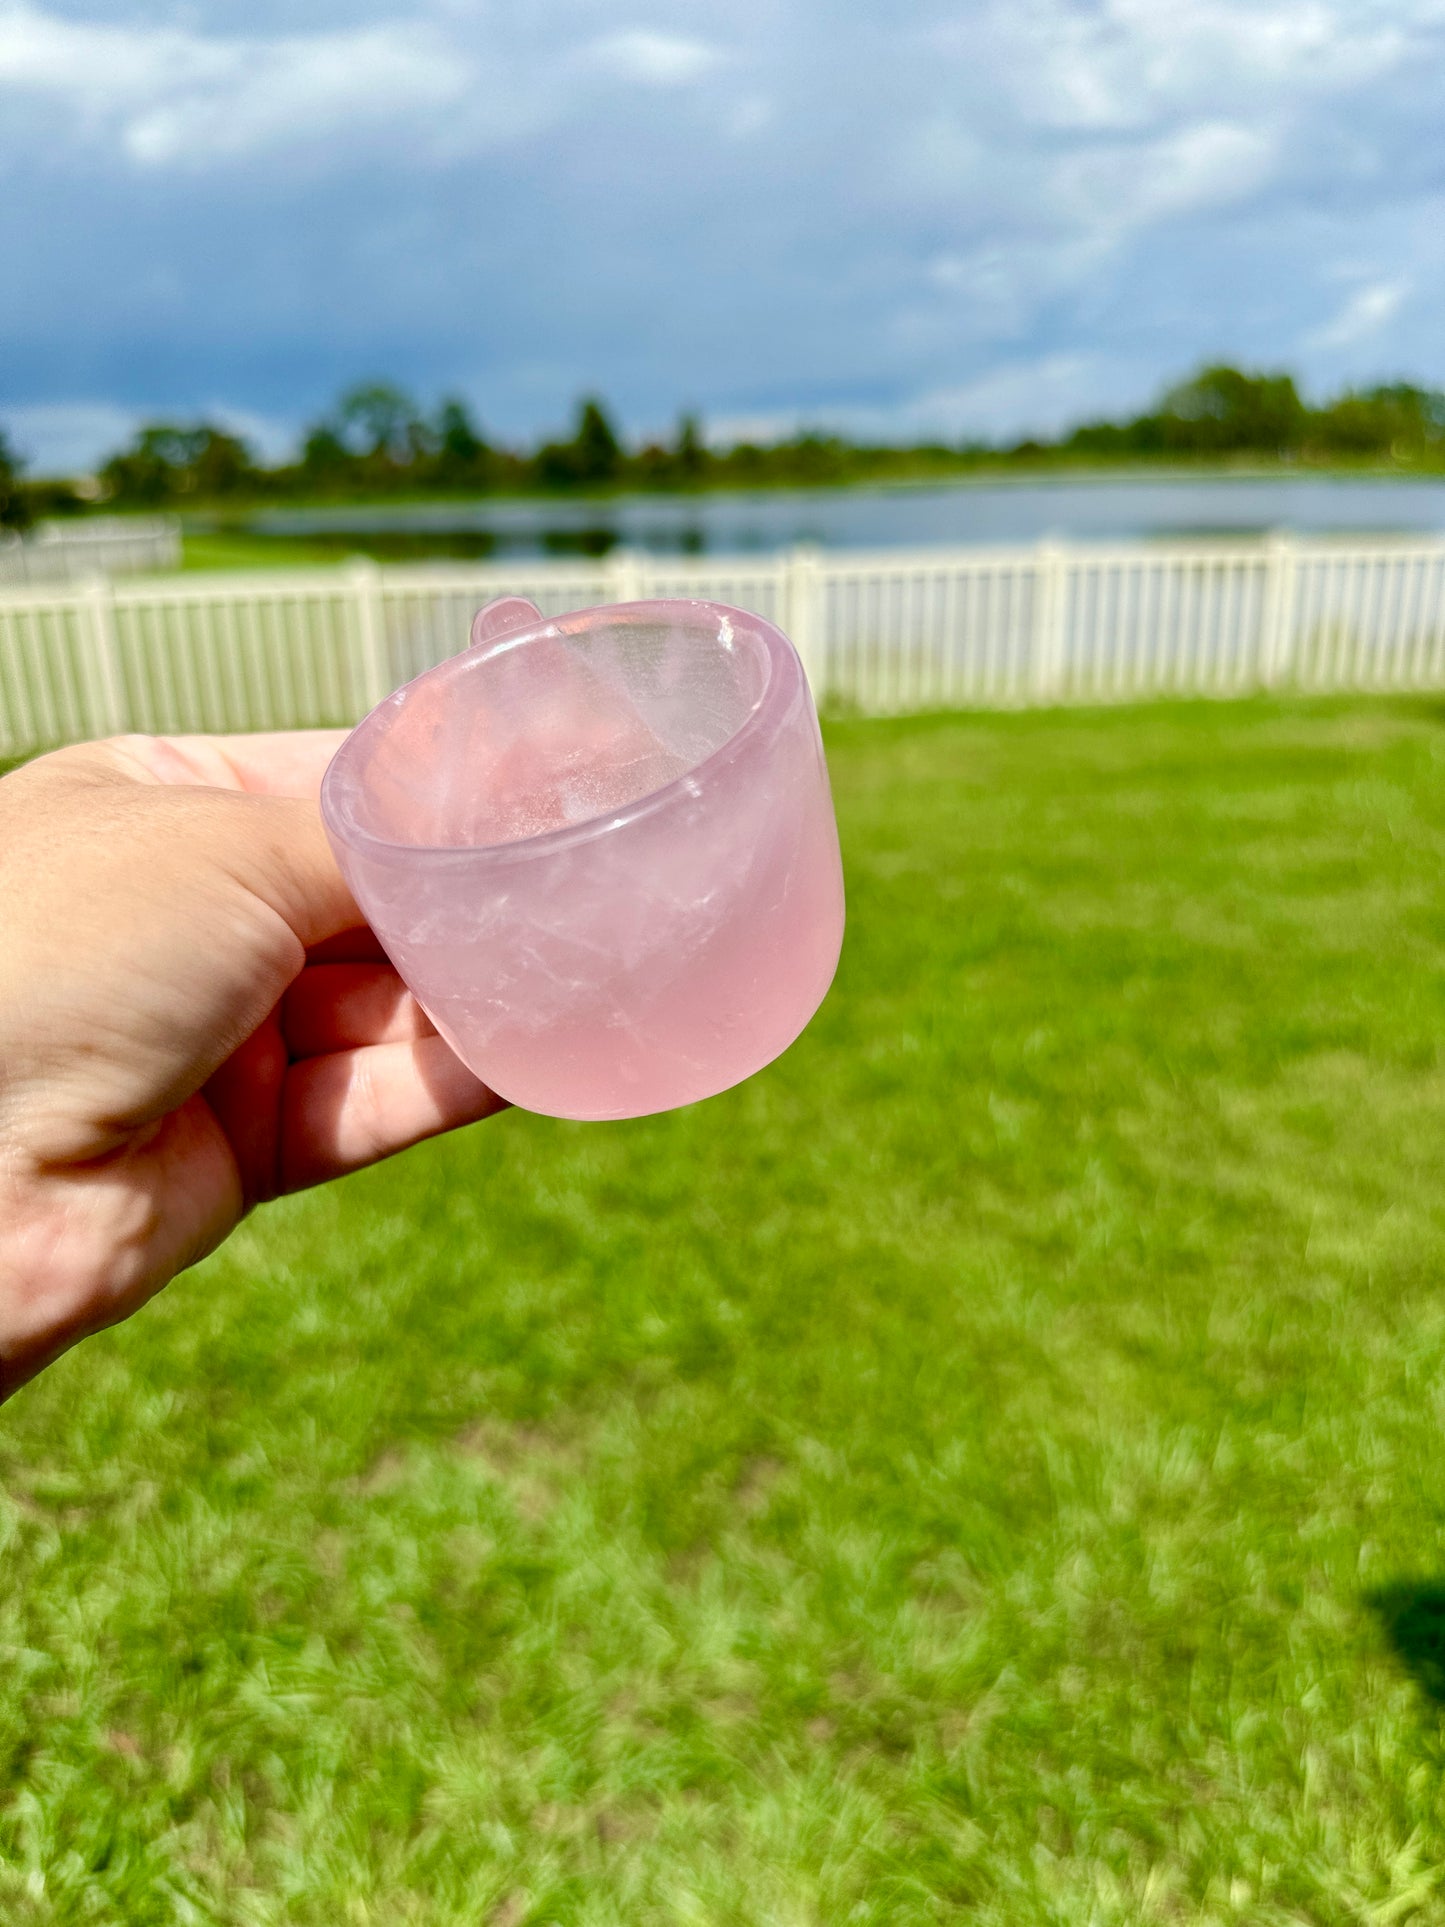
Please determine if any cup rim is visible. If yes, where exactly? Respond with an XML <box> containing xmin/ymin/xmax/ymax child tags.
<box><xmin>320</xmin><ymin>597</ymin><xmax>804</xmax><ymax>866</ymax></box>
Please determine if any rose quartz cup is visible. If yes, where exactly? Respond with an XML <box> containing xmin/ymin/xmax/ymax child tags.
<box><xmin>320</xmin><ymin>595</ymin><xmax>845</xmax><ymax>1120</ymax></box>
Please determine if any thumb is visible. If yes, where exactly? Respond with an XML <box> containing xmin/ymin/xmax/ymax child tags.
<box><xmin>202</xmin><ymin>788</ymin><xmax>362</xmax><ymax>953</ymax></box>
<box><xmin>12</xmin><ymin>744</ymin><xmax>362</xmax><ymax>955</ymax></box>
<box><xmin>0</xmin><ymin>770</ymin><xmax>364</xmax><ymax>1154</ymax></box>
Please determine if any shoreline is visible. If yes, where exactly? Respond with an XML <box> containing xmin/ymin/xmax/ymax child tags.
<box><xmin>31</xmin><ymin>459</ymin><xmax>1445</xmax><ymax>530</ymax></box>
<box><xmin>205</xmin><ymin>461</ymin><xmax>1445</xmax><ymax>526</ymax></box>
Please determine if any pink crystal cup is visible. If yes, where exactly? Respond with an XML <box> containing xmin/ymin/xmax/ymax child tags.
<box><xmin>319</xmin><ymin>595</ymin><xmax>845</xmax><ymax>1120</ymax></box>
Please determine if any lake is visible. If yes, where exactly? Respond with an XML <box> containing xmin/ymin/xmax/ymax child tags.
<box><xmin>220</xmin><ymin>474</ymin><xmax>1445</xmax><ymax>563</ymax></box>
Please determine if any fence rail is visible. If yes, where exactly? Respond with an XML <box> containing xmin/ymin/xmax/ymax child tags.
<box><xmin>3</xmin><ymin>535</ymin><xmax>1445</xmax><ymax>758</ymax></box>
<box><xmin>0</xmin><ymin>516</ymin><xmax>182</xmax><ymax>588</ymax></box>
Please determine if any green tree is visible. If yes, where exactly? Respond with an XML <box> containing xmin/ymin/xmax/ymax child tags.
<box><xmin>774</xmin><ymin>431</ymin><xmax>850</xmax><ymax>485</ymax></box>
<box><xmin>1158</xmin><ymin>366</ymin><xmax>1307</xmax><ymax>456</ymax></box>
<box><xmin>300</xmin><ymin>423</ymin><xmax>354</xmax><ymax>481</ymax></box>
<box><xmin>535</xmin><ymin>395</ymin><xmax>624</xmax><ymax>489</ymax></box>
<box><xmin>0</xmin><ymin>428</ymin><xmax>30</xmax><ymax>531</ymax></box>
<box><xmin>673</xmin><ymin>411</ymin><xmax>707</xmax><ymax>484</ymax></box>
<box><xmin>573</xmin><ymin>395</ymin><xmax>622</xmax><ymax>485</ymax></box>
<box><xmin>334</xmin><ymin>383</ymin><xmax>424</xmax><ymax>461</ymax></box>
<box><xmin>100</xmin><ymin>424</ymin><xmax>255</xmax><ymax>504</ymax></box>
<box><xmin>189</xmin><ymin>427</ymin><xmax>254</xmax><ymax>496</ymax></box>
<box><xmin>431</xmin><ymin>396</ymin><xmax>492</xmax><ymax>486</ymax></box>
<box><xmin>1065</xmin><ymin>416</ymin><xmax>1167</xmax><ymax>458</ymax></box>
<box><xmin>1313</xmin><ymin>384</ymin><xmax>1445</xmax><ymax>461</ymax></box>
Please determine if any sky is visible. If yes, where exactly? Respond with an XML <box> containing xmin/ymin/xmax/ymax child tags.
<box><xmin>2</xmin><ymin>0</ymin><xmax>1444</xmax><ymax>474</ymax></box>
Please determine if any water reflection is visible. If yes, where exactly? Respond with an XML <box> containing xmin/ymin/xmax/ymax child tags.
<box><xmin>204</xmin><ymin>474</ymin><xmax>1445</xmax><ymax>564</ymax></box>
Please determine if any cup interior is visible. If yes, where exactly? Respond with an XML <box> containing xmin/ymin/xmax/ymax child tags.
<box><xmin>336</xmin><ymin>602</ymin><xmax>773</xmax><ymax>852</ymax></box>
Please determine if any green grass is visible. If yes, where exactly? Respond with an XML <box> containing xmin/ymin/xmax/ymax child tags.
<box><xmin>177</xmin><ymin>530</ymin><xmax>373</xmax><ymax>573</ymax></box>
<box><xmin>9</xmin><ymin>697</ymin><xmax>1445</xmax><ymax>1923</ymax></box>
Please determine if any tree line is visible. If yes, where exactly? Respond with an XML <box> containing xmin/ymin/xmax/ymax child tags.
<box><xmin>1057</xmin><ymin>367</ymin><xmax>1445</xmax><ymax>463</ymax></box>
<box><xmin>3</xmin><ymin>365</ymin><xmax>1445</xmax><ymax>527</ymax></box>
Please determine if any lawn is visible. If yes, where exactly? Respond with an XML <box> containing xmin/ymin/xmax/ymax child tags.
<box><xmin>177</xmin><ymin>529</ymin><xmax>379</xmax><ymax>573</ymax></box>
<box><xmin>7</xmin><ymin>697</ymin><xmax>1445</xmax><ymax>1924</ymax></box>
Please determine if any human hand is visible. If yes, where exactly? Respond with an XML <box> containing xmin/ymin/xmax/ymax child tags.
<box><xmin>0</xmin><ymin>732</ymin><xmax>505</xmax><ymax>1402</ymax></box>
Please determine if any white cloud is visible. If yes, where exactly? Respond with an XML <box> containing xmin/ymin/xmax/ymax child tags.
<box><xmin>0</xmin><ymin>5</ymin><xmax>733</xmax><ymax>170</ymax></box>
<box><xmin>207</xmin><ymin>405</ymin><xmax>298</xmax><ymax>467</ymax></box>
<box><xmin>2</xmin><ymin>398</ymin><xmax>297</xmax><ymax>474</ymax></box>
<box><xmin>585</xmin><ymin>28</ymin><xmax>724</xmax><ymax>87</ymax></box>
<box><xmin>970</xmin><ymin>0</ymin><xmax>1420</xmax><ymax>131</ymax></box>
<box><xmin>879</xmin><ymin>0</ymin><xmax>1424</xmax><ymax>362</ymax></box>
<box><xmin>2</xmin><ymin>402</ymin><xmax>143</xmax><ymax>475</ymax></box>
<box><xmin>704</xmin><ymin>407</ymin><xmax>806</xmax><ymax>446</ymax></box>
<box><xmin>1307</xmin><ymin>277</ymin><xmax>1412</xmax><ymax>348</ymax></box>
<box><xmin>710</xmin><ymin>354</ymin><xmax>1122</xmax><ymax>447</ymax></box>
<box><xmin>854</xmin><ymin>356</ymin><xmax>1112</xmax><ymax>443</ymax></box>
<box><xmin>123</xmin><ymin>30</ymin><xmax>467</xmax><ymax>167</ymax></box>
<box><xmin>917</xmin><ymin>238</ymin><xmax>1106</xmax><ymax>347</ymax></box>
<box><xmin>1064</xmin><ymin>121</ymin><xmax>1278</xmax><ymax>235</ymax></box>
<box><xmin>0</xmin><ymin>4</ymin><xmax>470</xmax><ymax>166</ymax></box>
<box><xmin>0</xmin><ymin>4</ymin><xmax>222</xmax><ymax>105</ymax></box>
<box><xmin>897</xmin><ymin>114</ymin><xmax>1277</xmax><ymax>343</ymax></box>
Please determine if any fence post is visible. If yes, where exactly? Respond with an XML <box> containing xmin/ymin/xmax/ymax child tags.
<box><xmin>785</xmin><ymin>545</ymin><xmax>826</xmax><ymax>700</ymax></box>
<box><xmin>1031</xmin><ymin>541</ymin><xmax>1068</xmax><ymax>702</ymax></box>
<box><xmin>348</xmin><ymin>559</ymin><xmax>391</xmax><ymax>711</ymax></box>
<box><xmin>1259</xmin><ymin>533</ymin><xmax>1298</xmax><ymax>689</ymax></box>
<box><xmin>605</xmin><ymin>548</ymin><xmax>647</xmax><ymax>604</ymax></box>
<box><xmin>81</xmin><ymin>574</ymin><xmax>128</xmax><ymax>736</ymax></box>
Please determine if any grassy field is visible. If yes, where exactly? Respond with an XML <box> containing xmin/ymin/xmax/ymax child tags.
<box><xmin>174</xmin><ymin>527</ymin><xmax>447</xmax><ymax>573</ymax></box>
<box><xmin>8</xmin><ymin>697</ymin><xmax>1445</xmax><ymax>1923</ymax></box>
<box><xmin>178</xmin><ymin>529</ymin><xmax>361</xmax><ymax>572</ymax></box>
<box><xmin>176</xmin><ymin>528</ymin><xmax>544</xmax><ymax>571</ymax></box>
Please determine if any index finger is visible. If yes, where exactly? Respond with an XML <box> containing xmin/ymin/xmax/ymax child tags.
<box><xmin>104</xmin><ymin>730</ymin><xmax>352</xmax><ymax>799</ymax></box>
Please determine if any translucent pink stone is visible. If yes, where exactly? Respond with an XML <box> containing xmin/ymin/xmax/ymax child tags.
<box><xmin>321</xmin><ymin>597</ymin><xmax>845</xmax><ymax>1120</ymax></box>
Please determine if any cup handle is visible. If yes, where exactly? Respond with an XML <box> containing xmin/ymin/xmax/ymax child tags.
<box><xmin>469</xmin><ymin>596</ymin><xmax>544</xmax><ymax>651</ymax></box>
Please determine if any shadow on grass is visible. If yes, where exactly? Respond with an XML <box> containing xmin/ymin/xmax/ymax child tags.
<box><xmin>1370</xmin><ymin>1584</ymin><xmax>1445</xmax><ymax>1702</ymax></box>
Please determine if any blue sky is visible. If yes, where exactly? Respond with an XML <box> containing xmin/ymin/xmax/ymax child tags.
<box><xmin>2</xmin><ymin>0</ymin><xmax>1444</xmax><ymax>473</ymax></box>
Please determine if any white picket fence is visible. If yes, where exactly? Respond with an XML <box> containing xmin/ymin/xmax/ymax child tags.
<box><xmin>3</xmin><ymin>535</ymin><xmax>1445</xmax><ymax>759</ymax></box>
<box><xmin>0</xmin><ymin>516</ymin><xmax>182</xmax><ymax>588</ymax></box>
